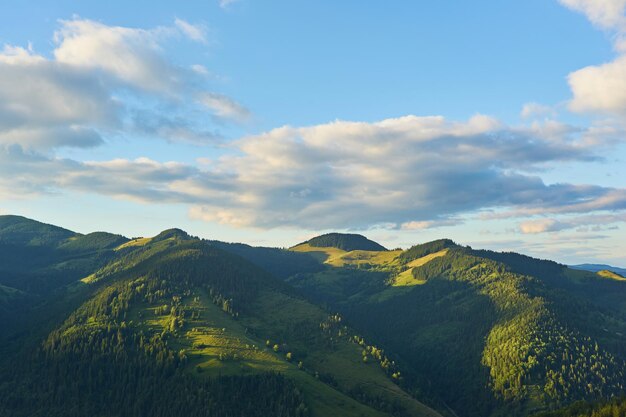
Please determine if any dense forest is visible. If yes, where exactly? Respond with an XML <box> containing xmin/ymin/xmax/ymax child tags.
<box><xmin>296</xmin><ymin>233</ymin><xmax>388</xmax><ymax>252</ymax></box>
<box><xmin>283</xmin><ymin>239</ymin><xmax>626</xmax><ymax>417</ymax></box>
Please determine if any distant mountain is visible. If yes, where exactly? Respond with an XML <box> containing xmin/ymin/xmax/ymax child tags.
<box><xmin>570</xmin><ymin>263</ymin><xmax>626</xmax><ymax>276</ymax></box>
<box><xmin>295</xmin><ymin>232</ymin><xmax>388</xmax><ymax>252</ymax></box>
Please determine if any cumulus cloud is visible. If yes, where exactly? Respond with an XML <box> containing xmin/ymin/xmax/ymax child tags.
<box><xmin>559</xmin><ymin>0</ymin><xmax>626</xmax><ymax>30</ymax></box>
<box><xmin>181</xmin><ymin>115</ymin><xmax>623</xmax><ymax>229</ymax></box>
<box><xmin>568</xmin><ymin>56</ymin><xmax>626</xmax><ymax>114</ymax></box>
<box><xmin>4</xmin><ymin>115</ymin><xmax>622</xmax><ymax>231</ymax></box>
<box><xmin>53</xmin><ymin>19</ymin><xmax>179</xmax><ymax>94</ymax></box>
<box><xmin>0</xmin><ymin>45</ymin><xmax>118</xmax><ymax>148</ymax></box>
<box><xmin>559</xmin><ymin>0</ymin><xmax>626</xmax><ymax>114</ymax></box>
<box><xmin>0</xmin><ymin>18</ymin><xmax>249</xmax><ymax>151</ymax></box>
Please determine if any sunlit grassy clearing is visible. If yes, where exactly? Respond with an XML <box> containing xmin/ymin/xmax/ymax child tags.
<box><xmin>115</xmin><ymin>237</ymin><xmax>152</xmax><ymax>250</ymax></box>
<box><xmin>393</xmin><ymin>249</ymin><xmax>449</xmax><ymax>286</ymax></box>
<box><xmin>597</xmin><ymin>269</ymin><xmax>626</xmax><ymax>281</ymax></box>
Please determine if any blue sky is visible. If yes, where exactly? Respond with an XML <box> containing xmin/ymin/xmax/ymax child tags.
<box><xmin>0</xmin><ymin>0</ymin><xmax>625</xmax><ymax>265</ymax></box>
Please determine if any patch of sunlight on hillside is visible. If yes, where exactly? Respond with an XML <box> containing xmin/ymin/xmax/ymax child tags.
<box><xmin>290</xmin><ymin>243</ymin><xmax>347</xmax><ymax>262</ymax></box>
<box><xmin>115</xmin><ymin>237</ymin><xmax>152</xmax><ymax>250</ymax></box>
<box><xmin>598</xmin><ymin>269</ymin><xmax>626</xmax><ymax>281</ymax></box>
<box><xmin>393</xmin><ymin>249</ymin><xmax>449</xmax><ymax>286</ymax></box>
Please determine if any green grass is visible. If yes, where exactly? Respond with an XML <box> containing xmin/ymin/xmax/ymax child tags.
<box><xmin>128</xmin><ymin>288</ymin><xmax>399</xmax><ymax>417</ymax></box>
<box><xmin>116</xmin><ymin>237</ymin><xmax>152</xmax><ymax>250</ymax></box>
<box><xmin>125</xmin><ymin>281</ymin><xmax>441</xmax><ymax>417</ymax></box>
<box><xmin>240</xmin><ymin>289</ymin><xmax>442</xmax><ymax>417</ymax></box>
<box><xmin>392</xmin><ymin>249</ymin><xmax>449</xmax><ymax>286</ymax></box>
<box><xmin>140</xmin><ymin>290</ymin><xmax>289</xmax><ymax>376</ymax></box>
<box><xmin>291</xmin><ymin>244</ymin><xmax>402</xmax><ymax>269</ymax></box>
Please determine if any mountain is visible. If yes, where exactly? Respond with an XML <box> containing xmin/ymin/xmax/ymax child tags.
<box><xmin>294</xmin><ymin>232</ymin><xmax>388</xmax><ymax>252</ymax></box>
<box><xmin>570</xmin><ymin>263</ymin><xmax>626</xmax><ymax>276</ymax></box>
<box><xmin>0</xmin><ymin>215</ymin><xmax>75</xmax><ymax>247</ymax></box>
<box><xmin>283</xmin><ymin>239</ymin><xmax>626</xmax><ymax>417</ymax></box>
<box><xmin>0</xmin><ymin>217</ymin><xmax>440</xmax><ymax>417</ymax></box>
<box><xmin>2</xmin><ymin>216</ymin><xmax>626</xmax><ymax>417</ymax></box>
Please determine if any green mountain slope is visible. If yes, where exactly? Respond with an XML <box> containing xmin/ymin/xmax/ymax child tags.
<box><xmin>286</xmin><ymin>240</ymin><xmax>626</xmax><ymax>417</ymax></box>
<box><xmin>0</xmin><ymin>215</ymin><xmax>75</xmax><ymax>247</ymax></box>
<box><xmin>3</xmin><ymin>216</ymin><xmax>626</xmax><ymax>417</ymax></box>
<box><xmin>0</xmin><ymin>222</ymin><xmax>441</xmax><ymax>417</ymax></box>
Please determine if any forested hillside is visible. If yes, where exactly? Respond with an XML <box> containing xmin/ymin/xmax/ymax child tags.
<box><xmin>0</xmin><ymin>217</ymin><xmax>440</xmax><ymax>417</ymax></box>
<box><xmin>287</xmin><ymin>238</ymin><xmax>626</xmax><ymax>417</ymax></box>
<box><xmin>1</xmin><ymin>215</ymin><xmax>626</xmax><ymax>417</ymax></box>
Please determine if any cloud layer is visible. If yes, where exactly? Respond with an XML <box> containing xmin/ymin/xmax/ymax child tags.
<box><xmin>0</xmin><ymin>18</ymin><xmax>248</xmax><ymax>151</ymax></box>
<box><xmin>1</xmin><ymin>13</ymin><xmax>625</xmax><ymax>237</ymax></box>
<box><xmin>560</xmin><ymin>0</ymin><xmax>626</xmax><ymax>114</ymax></box>
<box><xmin>3</xmin><ymin>114</ymin><xmax>624</xmax><ymax>230</ymax></box>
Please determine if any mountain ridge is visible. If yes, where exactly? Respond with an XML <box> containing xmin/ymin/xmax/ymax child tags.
<box><xmin>1</xmin><ymin>214</ymin><xmax>626</xmax><ymax>417</ymax></box>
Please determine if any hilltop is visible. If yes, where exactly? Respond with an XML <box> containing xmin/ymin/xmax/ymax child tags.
<box><xmin>295</xmin><ymin>232</ymin><xmax>388</xmax><ymax>252</ymax></box>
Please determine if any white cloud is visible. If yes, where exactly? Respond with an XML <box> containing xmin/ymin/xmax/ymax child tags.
<box><xmin>568</xmin><ymin>56</ymin><xmax>626</xmax><ymax>114</ymax></box>
<box><xmin>1</xmin><ymin>114</ymin><xmax>624</xmax><ymax>230</ymax></box>
<box><xmin>191</xmin><ymin>64</ymin><xmax>210</xmax><ymax>76</ymax></box>
<box><xmin>174</xmin><ymin>18</ymin><xmax>207</xmax><ymax>43</ymax></box>
<box><xmin>558</xmin><ymin>0</ymin><xmax>626</xmax><ymax>30</ymax></box>
<box><xmin>199</xmin><ymin>92</ymin><xmax>251</xmax><ymax>122</ymax></box>
<box><xmin>519</xmin><ymin>218</ymin><xmax>562</xmax><ymax>234</ymax></box>
<box><xmin>219</xmin><ymin>0</ymin><xmax>239</xmax><ymax>9</ymax></box>
<box><xmin>559</xmin><ymin>0</ymin><xmax>626</xmax><ymax>114</ymax></box>
<box><xmin>521</xmin><ymin>102</ymin><xmax>556</xmax><ymax>119</ymax></box>
<box><xmin>0</xmin><ymin>18</ymin><xmax>249</xmax><ymax>150</ymax></box>
<box><xmin>401</xmin><ymin>219</ymin><xmax>462</xmax><ymax>230</ymax></box>
<box><xmin>53</xmin><ymin>19</ymin><xmax>179</xmax><ymax>94</ymax></box>
<box><xmin>0</xmin><ymin>44</ymin><xmax>118</xmax><ymax>146</ymax></box>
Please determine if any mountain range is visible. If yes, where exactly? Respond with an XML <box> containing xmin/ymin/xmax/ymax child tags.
<box><xmin>1</xmin><ymin>214</ymin><xmax>625</xmax><ymax>417</ymax></box>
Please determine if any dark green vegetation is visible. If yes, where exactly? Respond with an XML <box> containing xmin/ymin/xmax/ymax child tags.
<box><xmin>0</xmin><ymin>216</ymin><xmax>439</xmax><ymax>417</ymax></box>
<box><xmin>205</xmin><ymin>240</ymin><xmax>323</xmax><ymax>279</ymax></box>
<box><xmin>2</xmin><ymin>215</ymin><xmax>626</xmax><ymax>417</ymax></box>
<box><xmin>297</xmin><ymin>232</ymin><xmax>388</xmax><ymax>252</ymax></box>
<box><xmin>532</xmin><ymin>397</ymin><xmax>626</xmax><ymax>417</ymax></box>
<box><xmin>280</xmin><ymin>240</ymin><xmax>626</xmax><ymax>417</ymax></box>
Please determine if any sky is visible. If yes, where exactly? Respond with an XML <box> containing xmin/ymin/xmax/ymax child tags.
<box><xmin>0</xmin><ymin>0</ymin><xmax>625</xmax><ymax>266</ymax></box>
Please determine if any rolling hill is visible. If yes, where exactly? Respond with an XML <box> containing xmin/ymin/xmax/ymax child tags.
<box><xmin>0</xmin><ymin>217</ymin><xmax>441</xmax><ymax>417</ymax></box>
<box><xmin>284</xmin><ymin>239</ymin><xmax>626</xmax><ymax>417</ymax></box>
<box><xmin>2</xmin><ymin>215</ymin><xmax>626</xmax><ymax>417</ymax></box>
